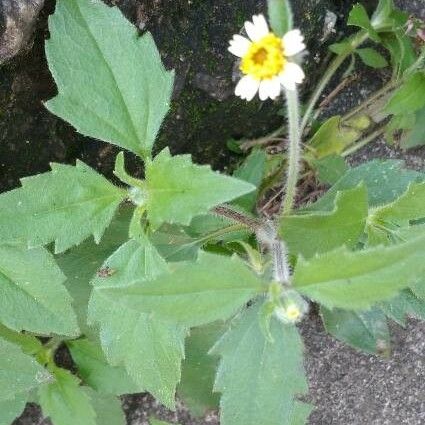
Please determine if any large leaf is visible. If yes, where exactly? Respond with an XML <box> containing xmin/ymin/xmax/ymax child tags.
<box><xmin>88</xmin><ymin>238</ymin><xmax>186</xmax><ymax>408</ymax></box>
<box><xmin>0</xmin><ymin>395</ymin><xmax>28</xmax><ymax>425</ymax></box>
<box><xmin>98</xmin><ymin>251</ymin><xmax>264</xmax><ymax>327</ymax></box>
<box><xmin>0</xmin><ymin>244</ymin><xmax>79</xmax><ymax>336</ymax></box>
<box><xmin>178</xmin><ymin>323</ymin><xmax>224</xmax><ymax>416</ymax></box>
<box><xmin>145</xmin><ymin>148</ymin><xmax>255</xmax><ymax>229</ymax></box>
<box><xmin>211</xmin><ymin>302</ymin><xmax>308</xmax><ymax>425</ymax></box>
<box><xmin>67</xmin><ymin>339</ymin><xmax>139</xmax><ymax>396</ymax></box>
<box><xmin>46</xmin><ymin>0</ymin><xmax>174</xmax><ymax>158</ymax></box>
<box><xmin>267</xmin><ymin>0</ymin><xmax>293</xmax><ymax>36</ymax></box>
<box><xmin>321</xmin><ymin>306</ymin><xmax>390</xmax><ymax>355</ymax></box>
<box><xmin>38</xmin><ymin>368</ymin><xmax>96</xmax><ymax>425</ymax></box>
<box><xmin>0</xmin><ymin>161</ymin><xmax>126</xmax><ymax>253</ymax></box>
<box><xmin>293</xmin><ymin>235</ymin><xmax>425</xmax><ymax>310</ymax></box>
<box><xmin>280</xmin><ymin>185</ymin><xmax>367</xmax><ymax>258</ymax></box>
<box><xmin>307</xmin><ymin>160</ymin><xmax>423</xmax><ymax>211</ymax></box>
<box><xmin>0</xmin><ymin>337</ymin><xmax>51</xmax><ymax>402</ymax></box>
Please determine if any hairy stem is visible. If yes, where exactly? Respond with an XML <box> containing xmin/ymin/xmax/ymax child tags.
<box><xmin>272</xmin><ymin>239</ymin><xmax>291</xmax><ymax>285</ymax></box>
<box><xmin>212</xmin><ymin>205</ymin><xmax>263</xmax><ymax>231</ymax></box>
<box><xmin>281</xmin><ymin>88</ymin><xmax>301</xmax><ymax>216</ymax></box>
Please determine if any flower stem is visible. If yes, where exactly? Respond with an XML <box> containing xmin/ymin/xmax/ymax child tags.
<box><xmin>281</xmin><ymin>88</ymin><xmax>301</xmax><ymax>216</ymax></box>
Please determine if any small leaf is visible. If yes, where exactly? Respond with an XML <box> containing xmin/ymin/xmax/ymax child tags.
<box><xmin>0</xmin><ymin>244</ymin><xmax>79</xmax><ymax>336</ymax></box>
<box><xmin>321</xmin><ymin>306</ymin><xmax>390</xmax><ymax>355</ymax></box>
<box><xmin>85</xmin><ymin>388</ymin><xmax>126</xmax><ymax>425</ymax></box>
<box><xmin>211</xmin><ymin>302</ymin><xmax>309</xmax><ymax>425</ymax></box>
<box><xmin>98</xmin><ymin>251</ymin><xmax>264</xmax><ymax>327</ymax></box>
<box><xmin>145</xmin><ymin>148</ymin><xmax>255</xmax><ymax>229</ymax></box>
<box><xmin>371</xmin><ymin>0</ymin><xmax>396</xmax><ymax>30</ymax></box>
<box><xmin>88</xmin><ymin>238</ymin><xmax>186</xmax><ymax>408</ymax></box>
<box><xmin>67</xmin><ymin>339</ymin><xmax>139</xmax><ymax>396</ymax></box>
<box><xmin>280</xmin><ymin>185</ymin><xmax>367</xmax><ymax>258</ymax></box>
<box><xmin>0</xmin><ymin>161</ymin><xmax>126</xmax><ymax>253</ymax></box>
<box><xmin>178</xmin><ymin>323</ymin><xmax>224</xmax><ymax>416</ymax></box>
<box><xmin>356</xmin><ymin>48</ymin><xmax>388</xmax><ymax>68</ymax></box>
<box><xmin>348</xmin><ymin>4</ymin><xmax>380</xmax><ymax>42</ymax></box>
<box><xmin>0</xmin><ymin>395</ymin><xmax>28</xmax><ymax>425</ymax></box>
<box><xmin>38</xmin><ymin>368</ymin><xmax>96</xmax><ymax>425</ymax></box>
<box><xmin>402</xmin><ymin>107</ymin><xmax>425</xmax><ymax>149</ymax></box>
<box><xmin>0</xmin><ymin>337</ymin><xmax>50</xmax><ymax>402</ymax></box>
<box><xmin>46</xmin><ymin>0</ymin><xmax>174</xmax><ymax>158</ymax></box>
<box><xmin>232</xmin><ymin>149</ymin><xmax>267</xmax><ymax>211</ymax></box>
<box><xmin>267</xmin><ymin>0</ymin><xmax>293</xmax><ymax>36</ymax></box>
<box><xmin>312</xmin><ymin>154</ymin><xmax>348</xmax><ymax>185</ymax></box>
<box><xmin>329</xmin><ymin>40</ymin><xmax>351</xmax><ymax>55</ymax></box>
<box><xmin>307</xmin><ymin>160</ymin><xmax>423</xmax><ymax>211</ymax></box>
<box><xmin>385</xmin><ymin>72</ymin><xmax>425</xmax><ymax>116</ymax></box>
<box><xmin>293</xmin><ymin>235</ymin><xmax>425</xmax><ymax>310</ymax></box>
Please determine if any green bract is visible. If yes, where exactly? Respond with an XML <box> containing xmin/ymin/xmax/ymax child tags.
<box><xmin>0</xmin><ymin>0</ymin><xmax>424</xmax><ymax>424</ymax></box>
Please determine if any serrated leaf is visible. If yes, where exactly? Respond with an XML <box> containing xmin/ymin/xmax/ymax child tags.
<box><xmin>321</xmin><ymin>306</ymin><xmax>390</xmax><ymax>355</ymax></box>
<box><xmin>85</xmin><ymin>388</ymin><xmax>126</xmax><ymax>425</ymax></box>
<box><xmin>372</xmin><ymin>182</ymin><xmax>425</xmax><ymax>226</ymax></box>
<box><xmin>98</xmin><ymin>251</ymin><xmax>264</xmax><ymax>327</ymax></box>
<box><xmin>0</xmin><ymin>244</ymin><xmax>79</xmax><ymax>336</ymax></box>
<box><xmin>0</xmin><ymin>161</ymin><xmax>126</xmax><ymax>253</ymax></box>
<box><xmin>307</xmin><ymin>160</ymin><xmax>423</xmax><ymax>211</ymax></box>
<box><xmin>385</xmin><ymin>72</ymin><xmax>425</xmax><ymax>116</ymax></box>
<box><xmin>38</xmin><ymin>368</ymin><xmax>96</xmax><ymax>425</ymax></box>
<box><xmin>178</xmin><ymin>323</ymin><xmax>224</xmax><ymax>416</ymax></box>
<box><xmin>293</xmin><ymin>235</ymin><xmax>425</xmax><ymax>310</ymax></box>
<box><xmin>0</xmin><ymin>337</ymin><xmax>51</xmax><ymax>402</ymax></box>
<box><xmin>280</xmin><ymin>185</ymin><xmax>367</xmax><ymax>258</ymax></box>
<box><xmin>67</xmin><ymin>339</ymin><xmax>139</xmax><ymax>396</ymax></box>
<box><xmin>348</xmin><ymin>4</ymin><xmax>380</xmax><ymax>42</ymax></box>
<box><xmin>0</xmin><ymin>394</ymin><xmax>28</xmax><ymax>425</ymax></box>
<box><xmin>46</xmin><ymin>0</ymin><xmax>174</xmax><ymax>158</ymax></box>
<box><xmin>267</xmin><ymin>0</ymin><xmax>293</xmax><ymax>36</ymax></box>
<box><xmin>211</xmin><ymin>302</ymin><xmax>308</xmax><ymax>425</ymax></box>
<box><xmin>88</xmin><ymin>238</ymin><xmax>186</xmax><ymax>408</ymax></box>
<box><xmin>233</xmin><ymin>149</ymin><xmax>267</xmax><ymax>211</ymax></box>
<box><xmin>356</xmin><ymin>48</ymin><xmax>388</xmax><ymax>68</ymax></box>
<box><xmin>145</xmin><ymin>148</ymin><xmax>255</xmax><ymax>229</ymax></box>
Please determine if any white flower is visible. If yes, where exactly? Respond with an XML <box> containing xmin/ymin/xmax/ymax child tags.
<box><xmin>228</xmin><ymin>14</ymin><xmax>306</xmax><ymax>101</ymax></box>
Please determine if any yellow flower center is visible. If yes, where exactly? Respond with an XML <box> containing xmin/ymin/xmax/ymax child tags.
<box><xmin>240</xmin><ymin>33</ymin><xmax>286</xmax><ymax>80</ymax></box>
<box><xmin>286</xmin><ymin>305</ymin><xmax>301</xmax><ymax>321</ymax></box>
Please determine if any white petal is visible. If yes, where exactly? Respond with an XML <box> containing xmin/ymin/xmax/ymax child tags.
<box><xmin>235</xmin><ymin>76</ymin><xmax>260</xmax><ymax>101</ymax></box>
<box><xmin>259</xmin><ymin>77</ymin><xmax>281</xmax><ymax>100</ymax></box>
<box><xmin>282</xmin><ymin>29</ymin><xmax>306</xmax><ymax>57</ymax></box>
<box><xmin>228</xmin><ymin>35</ymin><xmax>251</xmax><ymax>57</ymax></box>
<box><xmin>245</xmin><ymin>14</ymin><xmax>269</xmax><ymax>42</ymax></box>
<box><xmin>279</xmin><ymin>62</ymin><xmax>305</xmax><ymax>91</ymax></box>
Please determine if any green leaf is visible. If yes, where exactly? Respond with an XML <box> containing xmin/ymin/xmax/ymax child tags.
<box><xmin>267</xmin><ymin>0</ymin><xmax>293</xmax><ymax>36</ymax></box>
<box><xmin>46</xmin><ymin>0</ymin><xmax>174</xmax><ymax>158</ymax></box>
<box><xmin>356</xmin><ymin>48</ymin><xmax>388</xmax><ymax>68</ymax></box>
<box><xmin>0</xmin><ymin>323</ymin><xmax>43</xmax><ymax>356</ymax></box>
<box><xmin>88</xmin><ymin>238</ymin><xmax>186</xmax><ymax>409</ymax></box>
<box><xmin>293</xmin><ymin>235</ymin><xmax>425</xmax><ymax>310</ymax></box>
<box><xmin>280</xmin><ymin>185</ymin><xmax>367</xmax><ymax>258</ymax></box>
<box><xmin>372</xmin><ymin>182</ymin><xmax>425</xmax><ymax>226</ymax></box>
<box><xmin>382</xmin><ymin>30</ymin><xmax>416</xmax><ymax>75</ymax></box>
<box><xmin>211</xmin><ymin>302</ymin><xmax>308</xmax><ymax>425</ymax></box>
<box><xmin>380</xmin><ymin>289</ymin><xmax>425</xmax><ymax>326</ymax></box>
<box><xmin>309</xmin><ymin>116</ymin><xmax>360</xmax><ymax>159</ymax></box>
<box><xmin>98</xmin><ymin>251</ymin><xmax>264</xmax><ymax>327</ymax></box>
<box><xmin>321</xmin><ymin>306</ymin><xmax>390</xmax><ymax>355</ymax></box>
<box><xmin>85</xmin><ymin>388</ymin><xmax>126</xmax><ymax>425</ymax></box>
<box><xmin>0</xmin><ymin>244</ymin><xmax>79</xmax><ymax>336</ymax></box>
<box><xmin>402</xmin><ymin>106</ymin><xmax>425</xmax><ymax>149</ymax></box>
<box><xmin>67</xmin><ymin>339</ymin><xmax>139</xmax><ymax>396</ymax></box>
<box><xmin>0</xmin><ymin>395</ymin><xmax>28</xmax><ymax>425</ymax></box>
<box><xmin>0</xmin><ymin>337</ymin><xmax>51</xmax><ymax>402</ymax></box>
<box><xmin>178</xmin><ymin>323</ymin><xmax>224</xmax><ymax>416</ymax></box>
<box><xmin>329</xmin><ymin>40</ymin><xmax>351</xmax><ymax>55</ymax></box>
<box><xmin>145</xmin><ymin>148</ymin><xmax>255</xmax><ymax>229</ymax></box>
<box><xmin>38</xmin><ymin>368</ymin><xmax>96</xmax><ymax>425</ymax></box>
<box><xmin>232</xmin><ymin>149</ymin><xmax>267</xmax><ymax>211</ymax></box>
<box><xmin>290</xmin><ymin>402</ymin><xmax>314</xmax><ymax>425</ymax></box>
<box><xmin>312</xmin><ymin>154</ymin><xmax>348</xmax><ymax>185</ymax></box>
<box><xmin>371</xmin><ymin>0</ymin><xmax>395</xmax><ymax>30</ymax></box>
<box><xmin>348</xmin><ymin>4</ymin><xmax>380</xmax><ymax>42</ymax></box>
<box><xmin>386</xmin><ymin>72</ymin><xmax>425</xmax><ymax>116</ymax></box>
<box><xmin>0</xmin><ymin>161</ymin><xmax>126</xmax><ymax>253</ymax></box>
<box><xmin>307</xmin><ymin>160</ymin><xmax>423</xmax><ymax>211</ymax></box>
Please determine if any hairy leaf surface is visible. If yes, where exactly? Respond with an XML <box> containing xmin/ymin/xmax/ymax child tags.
<box><xmin>0</xmin><ymin>395</ymin><xmax>28</xmax><ymax>425</ymax></box>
